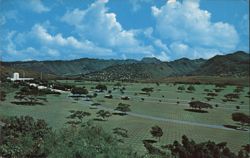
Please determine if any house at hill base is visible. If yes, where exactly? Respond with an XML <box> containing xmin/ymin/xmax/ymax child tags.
<box><xmin>8</xmin><ymin>72</ymin><xmax>34</xmax><ymax>81</ymax></box>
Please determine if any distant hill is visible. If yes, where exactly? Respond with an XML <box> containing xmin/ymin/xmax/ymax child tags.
<box><xmin>1</xmin><ymin>51</ymin><xmax>249</xmax><ymax>81</ymax></box>
<box><xmin>193</xmin><ymin>51</ymin><xmax>250</xmax><ymax>77</ymax></box>
<box><xmin>2</xmin><ymin>58</ymin><xmax>138</xmax><ymax>76</ymax></box>
<box><xmin>85</xmin><ymin>58</ymin><xmax>206</xmax><ymax>81</ymax></box>
<box><xmin>140</xmin><ymin>57</ymin><xmax>162</xmax><ymax>64</ymax></box>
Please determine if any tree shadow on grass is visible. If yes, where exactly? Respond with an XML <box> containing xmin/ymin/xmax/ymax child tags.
<box><xmin>112</xmin><ymin>112</ymin><xmax>127</xmax><ymax>116</ymax></box>
<box><xmin>11</xmin><ymin>101</ymin><xmax>44</xmax><ymax>106</ymax></box>
<box><xmin>223</xmin><ymin>124</ymin><xmax>238</xmax><ymax>130</ymax></box>
<box><xmin>93</xmin><ymin>118</ymin><xmax>106</xmax><ymax>121</ymax></box>
<box><xmin>223</xmin><ymin>124</ymin><xmax>249</xmax><ymax>131</ymax></box>
<box><xmin>184</xmin><ymin>109</ymin><xmax>208</xmax><ymax>113</ymax></box>
<box><xmin>143</xmin><ymin>139</ymin><xmax>157</xmax><ymax>144</ymax></box>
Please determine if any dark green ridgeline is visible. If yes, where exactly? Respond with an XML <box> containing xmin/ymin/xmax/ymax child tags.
<box><xmin>2</xmin><ymin>51</ymin><xmax>249</xmax><ymax>80</ymax></box>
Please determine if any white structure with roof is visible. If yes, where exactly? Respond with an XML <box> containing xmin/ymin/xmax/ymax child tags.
<box><xmin>8</xmin><ymin>72</ymin><xmax>33</xmax><ymax>81</ymax></box>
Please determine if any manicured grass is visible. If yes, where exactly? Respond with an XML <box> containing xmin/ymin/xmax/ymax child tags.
<box><xmin>0</xmin><ymin>81</ymin><xmax>249</xmax><ymax>153</ymax></box>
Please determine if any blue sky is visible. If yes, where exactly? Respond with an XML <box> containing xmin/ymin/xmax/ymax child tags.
<box><xmin>0</xmin><ymin>0</ymin><xmax>249</xmax><ymax>61</ymax></box>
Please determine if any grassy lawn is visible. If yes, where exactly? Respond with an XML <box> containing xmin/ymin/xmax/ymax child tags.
<box><xmin>0</xmin><ymin>81</ymin><xmax>249</xmax><ymax>153</ymax></box>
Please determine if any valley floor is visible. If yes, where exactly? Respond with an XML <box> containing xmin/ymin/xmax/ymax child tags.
<box><xmin>0</xmin><ymin>81</ymin><xmax>249</xmax><ymax>153</ymax></box>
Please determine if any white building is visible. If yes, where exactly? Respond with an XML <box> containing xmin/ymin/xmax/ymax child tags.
<box><xmin>8</xmin><ymin>72</ymin><xmax>33</xmax><ymax>81</ymax></box>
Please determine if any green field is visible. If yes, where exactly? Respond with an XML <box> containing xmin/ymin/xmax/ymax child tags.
<box><xmin>0</xmin><ymin>80</ymin><xmax>249</xmax><ymax>153</ymax></box>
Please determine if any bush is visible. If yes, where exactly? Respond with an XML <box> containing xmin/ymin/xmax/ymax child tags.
<box><xmin>0</xmin><ymin>116</ymin><xmax>51</xmax><ymax>158</ymax></box>
<box><xmin>115</xmin><ymin>103</ymin><xmax>131</xmax><ymax>114</ymax></box>
<box><xmin>0</xmin><ymin>116</ymin><xmax>141</xmax><ymax>158</ymax></box>
<box><xmin>141</xmin><ymin>87</ymin><xmax>154</xmax><ymax>93</ymax></box>
<box><xmin>71</xmin><ymin>87</ymin><xmax>88</xmax><ymax>95</ymax></box>
<box><xmin>0</xmin><ymin>91</ymin><xmax>6</xmax><ymax>101</ymax></box>
<box><xmin>96</xmin><ymin>84</ymin><xmax>107</xmax><ymax>91</ymax></box>
<box><xmin>164</xmin><ymin>135</ymin><xmax>245</xmax><ymax>158</ymax></box>
<box><xmin>187</xmin><ymin>85</ymin><xmax>195</xmax><ymax>91</ymax></box>
<box><xmin>177</xmin><ymin>85</ymin><xmax>185</xmax><ymax>91</ymax></box>
<box><xmin>53</xmin><ymin>83</ymin><xmax>75</xmax><ymax>91</ymax></box>
<box><xmin>44</xmin><ymin>125</ymin><xmax>140</xmax><ymax>158</ymax></box>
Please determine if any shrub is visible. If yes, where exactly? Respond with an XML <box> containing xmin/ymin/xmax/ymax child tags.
<box><xmin>187</xmin><ymin>85</ymin><xmax>195</xmax><ymax>91</ymax></box>
<box><xmin>177</xmin><ymin>86</ymin><xmax>185</xmax><ymax>91</ymax></box>
<box><xmin>96</xmin><ymin>84</ymin><xmax>107</xmax><ymax>91</ymax></box>
<box><xmin>232</xmin><ymin>112</ymin><xmax>250</xmax><ymax>128</ymax></box>
<box><xmin>0</xmin><ymin>91</ymin><xmax>6</xmax><ymax>101</ymax></box>
<box><xmin>115</xmin><ymin>103</ymin><xmax>131</xmax><ymax>114</ymax></box>
<box><xmin>0</xmin><ymin>116</ymin><xmax>51</xmax><ymax>158</ymax></box>
<box><xmin>189</xmin><ymin>101</ymin><xmax>213</xmax><ymax>111</ymax></box>
<box><xmin>44</xmin><ymin>125</ymin><xmax>140</xmax><ymax>158</ymax></box>
<box><xmin>0</xmin><ymin>116</ymin><xmax>141</xmax><ymax>158</ymax></box>
<box><xmin>71</xmin><ymin>87</ymin><xmax>88</xmax><ymax>95</ymax></box>
<box><xmin>164</xmin><ymin>135</ymin><xmax>243</xmax><ymax>158</ymax></box>
<box><xmin>141</xmin><ymin>87</ymin><xmax>154</xmax><ymax>93</ymax></box>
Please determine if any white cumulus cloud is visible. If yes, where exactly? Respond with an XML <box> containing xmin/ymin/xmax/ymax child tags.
<box><xmin>61</xmin><ymin>0</ymin><xmax>153</xmax><ymax>55</ymax></box>
<box><xmin>152</xmin><ymin>0</ymin><xmax>239</xmax><ymax>52</ymax></box>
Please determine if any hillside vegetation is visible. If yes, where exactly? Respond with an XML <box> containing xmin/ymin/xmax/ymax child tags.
<box><xmin>1</xmin><ymin>51</ymin><xmax>249</xmax><ymax>81</ymax></box>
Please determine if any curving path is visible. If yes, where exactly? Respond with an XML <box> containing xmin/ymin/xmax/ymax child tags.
<box><xmin>84</xmin><ymin>101</ymin><xmax>249</xmax><ymax>132</ymax></box>
<box><xmin>108</xmin><ymin>94</ymin><xmax>250</xmax><ymax>111</ymax></box>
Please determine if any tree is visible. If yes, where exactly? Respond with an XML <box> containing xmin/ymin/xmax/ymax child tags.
<box><xmin>71</xmin><ymin>87</ymin><xmax>88</xmax><ymax>95</ymax></box>
<box><xmin>0</xmin><ymin>116</ymin><xmax>52</xmax><ymax>157</ymax></box>
<box><xmin>115</xmin><ymin>103</ymin><xmax>131</xmax><ymax>114</ymax></box>
<box><xmin>0</xmin><ymin>91</ymin><xmax>6</xmax><ymax>101</ymax></box>
<box><xmin>96</xmin><ymin>110</ymin><xmax>112</xmax><ymax>121</ymax></box>
<box><xmin>0</xmin><ymin>116</ymin><xmax>141</xmax><ymax>158</ymax></box>
<box><xmin>207</xmin><ymin>92</ymin><xmax>218</xmax><ymax>97</ymax></box>
<box><xmin>232</xmin><ymin>112</ymin><xmax>250</xmax><ymax>129</ymax></box>
<box><xmin>150</xmin><ymin>125</ymin><xmax>163</xmax><ymax>142</ymax></box>
<box><xmin>189</xmin><ymin>101</ymin><xmax>213</xmax><ymax>111</ymax></box>
<box><xmin>224</xmin><ymin>93</ymin><xmax>239</xmax><ymax>100</ymax></box>
<box><xmin>187</xmin><ymin>85</ymin><xmax>195</xmax><ymax>91</ymax></box>
<box><xmin>96</xmin><ymin>84</ymin><xmax>107</xmax><ymax>91</ymax></box>
<box><xmin>177</xmin><ymin>85</ymin><xmax>185</xmax><ymax>91</ymax></box>
<box><xmin>67</xmin><ymin>110</ymin><xmax>91</xmax><ymax>123</ymax></box>
<box><xmin>236</xmin><ymin>106</ymin><xmax>240</xmax><ymax>110</ymax></box>
<box><xmin>162</xmin><ymin>135</ymin><xmax>241</xmax><ymax>158</ymax></box>
<box><xmin>13</xmin><ymin>85</ymin><xmax>45</xmax><ymax>105</ymax></box>
<box><xmin>141</xmin><ymin>87</ymin><xmax>154</xmax><ymax>93</ymax></box>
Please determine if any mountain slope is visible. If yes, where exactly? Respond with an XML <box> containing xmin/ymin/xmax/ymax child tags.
<box><xmin>193</xmin><ymin>51</ymin><xmax>250</xmax><ymax>76</ymax></box>
<box><xmin>2</xmin><ymin>51</ymin><xmax>249</xmax><ymax>80</ymax></box>
<box><xmin>84</xmin><ymin>58</ymin><xmax>206</xmax><ymax>81</ymax></box>
<box><xmin>2</xmin><ymin>58</ymin><xmax>138</xmax><ymax>76</ymax></box>
<box><xmin>85</xmin><ymin>51</ymin><xmax>249</xmax><ymax>81</ymax></box>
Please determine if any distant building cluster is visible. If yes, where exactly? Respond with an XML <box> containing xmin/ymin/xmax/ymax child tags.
<box><xmin>8</xmin><ymin>72</ymin><xmax>33</xmax><ymax>81</ymax></box>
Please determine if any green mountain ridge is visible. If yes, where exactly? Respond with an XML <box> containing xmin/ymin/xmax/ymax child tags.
<box><xmin>1</xmin><ymin>51</ymin><xmax>249</xmax><ymax>81</ymax></box>
<box><xmin>194</xmin><ymin>51</ymin><xmax>250</xmax><ymax>76</ymax></box>
<box><xmin>2</xmin><ymin>58</ymin><xmax>139</xmax><ymax>76</ymax></box>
